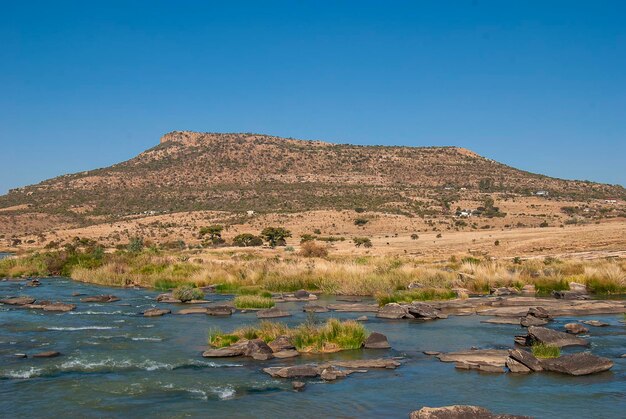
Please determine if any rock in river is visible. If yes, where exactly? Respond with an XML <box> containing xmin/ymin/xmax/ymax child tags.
<box><xmin>143</xmin><ymin>308</ymin><xmax>171</xmax><ymax>317</ymax></box>
<box><xmin>206</xmin><ymin>305</ymin><xmax>235</xmax><ymax>316</ymax></box>
<box><xmin>523</xmin><ymin>326</ymin><xmax>589</xmax><ymax>348</ymax></box>
<box><xmin>257</xmin><ymin>307</ymin><xmax>291</xmax><ymax>319</ymax></box>
<box><xmin>581</xmin><ymin>320</ymin><xmax>608</xmax><ymax>327</ymax></box>
<box><xmin>302</xmin><ymin>304</ymin><xmax>329</xmax><ymax>313</ymax></box>
<box><xmin>292</xmin><ymin>381</ymin><xmax>306</xmax><ymax>391</ymax></box>
<box><xmin>377</xmin><ymin>303</ymin><xmax>409</xmax><ymax>319</ymax></box>
<box><xmin>564</xmin><ymin>323</ymin><xmax>588</xmax><ymax>334</ymax></box>
<box><xmin>540</xmin><ymin>352</ymin><xmax>613</xmax><ymax>376</ymax></box>
<box><xmin>409</xmin><ymin>405</ymin><xmax>530</xmax><ymax>419</ymax></box>
<box><xmin>363</xmin><ymin>332</ymin><xmax>391</xmax><ymax>349</ymax></box>
<box><xmin>268</xmin><ymin>335</ymin><xmax>295</xmax><ymax>352</ymax></box>
<box><xmin>507</xmin><ymin>349</ymin><xmax>543</xmax><ymax>372</ymax></box>
<box><xmin>41</xmin><ymin>302</ymin><xmax>76</xmax><ymax>312</ymax></box>
<box><xmin>244</xmin><ymin>339</ymin><xmax>274</xmax><ymax>360</ymax></box>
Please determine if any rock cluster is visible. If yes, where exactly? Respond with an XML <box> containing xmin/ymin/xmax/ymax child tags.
<box><xmin>517</xmin><ymin>326</ymin><xmax>589</xmax><ymax>348</ymax></box>
<box><xmin>80</xmin><ymin>295</ymin><xmax>120</xmax><ymax>303</ymax></box>
<box><xmin>263</xmin><ymin>358</ymin><xmax>401</xmax><ymax>381</ymax></box>
<box><xmin>506</xmin><ymin>349</ymin><xmax>612</xmax><ymax>376</ymax></box>
<box><xmin>0</xmin><ymin>296</ymin><xmax>76</xmax><ymax>312</ymax></box>
<box><xmin>409</xmin><ymin>405</ymin><xmax>530</xmax><ymax>419</ymax></box>
<box><xmin>377</xmin><ymin>302</ymin><xmax>447</xmax><ymax>320</ymax></box>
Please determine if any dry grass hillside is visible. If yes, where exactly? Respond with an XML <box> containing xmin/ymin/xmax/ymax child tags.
<box><xmin>1</xmin><ymin>131</ymin><xmax>625</xmax><ymax>246</ymax></box>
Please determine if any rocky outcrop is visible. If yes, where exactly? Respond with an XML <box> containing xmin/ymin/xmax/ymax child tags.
<box><xmin>257</xmin><ymin>307</ymin><xmax>291</xmax><ymax>318</ymax></box>
<box><xmin>409</xmin><ymin>405</ymin><xmax>530</xmax><ymax>419</ymax></box>
<box><xmin>437</xmin><ymin>349</ymin><xmax>509</xmax><ymax>371</ymax></box>
<box><xmin>540</xmin><ymin>353</ymin><xmax>613</xmax><ymax>376</ymax></box>
<box><xmin>376</xmin><ymin>303</ymin><xmax>409</xmax><ymax>319</ymax></box>
<box><xmin>80</xmin><ymin>295</ymin><xmax>120</xmax><ymax>303</ymax></box>
<box><xmin>268</xmin><ymin>336</ymin><xmax>295</xmax><ymax>352</ymax></box>
<box><xmin>506</xmin><ymin>358</ymin><xmax>531</xmax><ymax>373</ymax></box>
<box><xmin>376</xmin><ymin>302</ymin><xmax>445</xmax><ymax>320</ymax></box>
<box><xmin>564</xmin><ymin>323</ymin><xmax>588</xmax><ymax>334</ymax></box>
<box><xmin>143</xmin><ymin>308</ymin><xmax>171</xmax><ymax>317</ymax></box>
<box><xmin>263</xmin><ymin>358</ymin><xmax>400</xmax><ymax>381</ymax></box>
<box><xmin>523</xmin><ymin>326</ymin><xmax>589</xmax><ymax>348</ymax></box>
<box><xmin>177</xmin><ymin>307</ymin><xmax>209</xmax><ymax>315</ymax></box>
<box><xmin>202</xmin><ymin>341</ymin><xmax>248</xmax><ymax>358</ymax></box>
<box><xmin>551</xmin><ymin>290</ymin><xmax>588</xmax><ymax>300</ymax></box>
<box><xmin>244</xmin><ymin>339</ymin><xmax>274</xmax><ymax>360</ymax></box>
<box><xmin>363</xmin><ymin>332</ymin><xmax>391</xmax><ymax>349</ymax></box>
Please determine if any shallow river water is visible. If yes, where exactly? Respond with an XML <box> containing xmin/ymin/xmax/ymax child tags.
<box><xmin>1</xmin><ymin>277</ymin><xmax>624</xmax><ymax>418</ymax></box>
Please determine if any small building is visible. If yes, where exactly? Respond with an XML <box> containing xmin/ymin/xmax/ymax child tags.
<box><xmin>246</xmin><ymin>210</ymin><xmax>255</xmax><ymax>216</ymax></box>
<box><xmin>604</xmin><ymin>199</ymin><xmax>617</xmax><ymax>204</ymax></box>
<box><xmin>535</xmin><ymin>190</ymin><xmax>549</xmax><ymax>197</ymax></box>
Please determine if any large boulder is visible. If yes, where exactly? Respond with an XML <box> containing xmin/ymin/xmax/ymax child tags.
<box><xmin>407</xmin><ymin>302</ymin><xmax>445</xmax><ymax>320</ymax></box>
<box><xmin>520</xmin><ymin>316</ymin><xmax>548</xmax><ymax>327</ymax></box>
<box><xmin>302</xmin><ymin>304</ymin><xmax>329</xmax><ymax>313</ymax></box>
<box><xmin>244</xmin><ymin>339</ymin><xmax>274</xmax><ymax>360</ymax></box>
<box><xmin>377</xmin><ymin>303</ymin><xmax>410</xmax><ymax>319</ymax></box>
<box><xmin>80</xmin><ymin>295</ymin><xmax>120</xmax><ymax>303</ymax></box>
<box><xmin>268</xmin><ymin>335</ymin><xmax>295</xmax><ymax>352</ymax></box>
<box><xmin>293</xmin><ymin>289</ymin><xmax>312</xmax><ymax>299</ymax></box>
<box><xmin>0</xmin><ymin>296</ymin><xmax>36</xmax><ymax>305</ymax></box>
<box><xmin>363</xmin><ymin>332</ymin><xmax>391</xmax><ymax>349</ymax></box>
<box><xmin>257</xmin><ymin>307</ymin><xmax>291</xmax><ymax>319</ymax></box>
<box><xmin>42</xmin><ymin>302</ymin><xmax>76</xmax><ymax>312</ymax></box>
<box><xmin>564</xmin><ymin>323</ymin><xmax>588</xmax><ymax>334</ymax></box>
<box><xmin>143</xmin><ymin>308</ymin><xmax>171</xmax><ymax>317</ymax></box>
<box><xmin>540</xmin><ymin>353</ymin><xmax>613</xmax><ymax>376</ymax></box>
<box><xmin>525</xmin><ymin>326</ymin><xmax>589</xmax><ymax>348</ymax></box>
<box><xmin>410</xmin><ymin>405</ymin><xmax>530</xmax><ymax>419</ymax></box>
<box><xmin>527</xmin><ymin>307</ymin><xmax>551</xmax><ymax>319</ymax></box>
<box><xmin>263</xmin><ymin>365</ymin><xmax>320</xmax><ymax>379</ymax></box>
<box><xmin>508</xmin><ymin>349</ymin><xmax>543</xmax><ymax>372</ymax></box>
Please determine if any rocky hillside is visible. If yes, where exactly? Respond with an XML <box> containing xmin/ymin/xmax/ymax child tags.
<box><xmin>1</xmin><ymin>131</ymin><xmax>624</xmax><ymax>234</ymax></box>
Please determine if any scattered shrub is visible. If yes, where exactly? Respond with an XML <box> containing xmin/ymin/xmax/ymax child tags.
<box><xmin>299</xmin><ymin>241</ymin><xmax>329</xmax><ymax>258</ymax></box>
<box><xmin>172</xmin><ymin>284</ymin><xmax>204</xmax><ymax>302</ymax></box>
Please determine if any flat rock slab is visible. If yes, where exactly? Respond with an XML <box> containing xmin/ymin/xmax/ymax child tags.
<box><xmin>263</xmin><ymin>359</ymin><xmax>400</xmax><ymax>380</ymax></box>
<box><xmin>328</xmin><ymin>303</ymin><xmax>379</xmax><ymax>313</ymax></box>
<box><xmin>525</xmin><ymin>326</ymin><xmax>589</xmax><ymax>348</ymax></box>
<box><xmin>41</xmin><ymin>303</ymin><xmax>76</xmax><ymax>312</ymax></box>
<box><xmin>273</xmin><ymin>349</ymin><xmax>300</xmax><ymax>359</ymax></box>
<box><xmin>143</xmin><ymin>308</ymin><xmax>171</xmax><ymax>317</ymax></box>
<box><xmin>410</xmin><ymin>405</ymin><xmax>531</xmax><ymax>419</ymax></box>
<box><xmin>508</xmin><ymin>349</ymin><xmax>543</xmax><ymax>372</ymax></box>
<box><xmin>177</xmin><ymin>307</ymin><xmax>209</xmax><ymax>315</ymax></box>
<box><xmin>0</xmin><ymin>297</ymin><xmax>36</xmax><ymax>305</ymax></box>
<box><xmin>206</xmin><ymin>305</ymin><xmax>235</xmax><ymax>316</ymax></box>
<box><xmin>437</xmin><ymin>349</ymin><xmax>509</xmax><ymax>367</ymax></box>
<box><xmin>477</xmin><ymin>298</ymin><xmax>626</xmax><ymax>318</ymax></box>
<box><xmin>33</xmin><ymin>351</ymin><xmax>61</xmax><ymax>358</ymax></box>
<box><xmin>302</xmin><ymin>304</ymin><xmax>329</xmax><ymax>313</ymax></box>
<box><xmin>540</xmin><ymin>353</ymin><xmax>613</xmax><ymax>376</ymax></box>
<box><xmin>582</xmin><ymin>320</ymin><xmax>609</xmax><ymax>327</ymax></box>
<box><xmin>363</xmin><ymin>332</ymin><xmax>391</xmax><ymax>349</ymax></box>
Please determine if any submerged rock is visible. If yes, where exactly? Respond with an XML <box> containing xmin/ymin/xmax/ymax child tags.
<box><xmin>205</xmin><ymin>305</ymin><xmax>235</xmax><ymax>316</ymax></box>
<box><xmin>244</xmin><ymin>339</ymin><xmax>274</xmax><ymax>360</ymax></box>
<box><xmin>540</xmin><ymin>353</ymin><xmax>613</xmax><ymax>376</ymax></box>
<box><xmin>524</xmin><ymin>326</ymin><xmax>589</xmax><ymax>348</ymax></box>
<box><xmin>292</xmin><ymin>381</ymin><xmax>306</xmax><ymax>391</ymax></box>
<box><xmin>551</xmin><ymin>290</ymin><xmax>588</xmax><ymax>300</ymax></box>
<box><xmin>356</xmin><ymin>315</ymin><xmax>369</xmax><ymax>322</ymax></box>
<box><xmin>257</xmin><ymin>307</ymin><xmax>291</xmax><ymax>318</ymax></box>
<box><xmin>263</xmin><ymin>359</ymin><xmax>400</xmax><ymax>380</ymax></box>
<box><xmin>377</xmin><ymin>303</ymin><xmax>409</xmax><ymax>319</ymax></box>
<box><xmin>41</xmin><ymin>302</ymin><xmax>76</xmax><ymax>312</ymax></box>
<box><xmin>80</xmin><ymin>295</ymin><xmax>120</xmax><ymax>303</ymax></box>
<box><xmin>564</xmin><ymin>323</ymin><xmax>588</xmax><ymax>334</ymax></box>
<box><xmin>33</xmin><ymin>351</ymin><xmax>61</xmax><ymax>358</ymax></box>
<box><xmin>581</xmin><ymin>320</ymin><xmax>608</xmax><ymax>327</ymax></box>
<box><xmin>27</xmin><ymin>279</ymin><xmax>41</xmax><ymax>287</ymax></box>
<box><xmin>143</xmin><ymin>308</ymin><xmax>171</xmax><ymax>317</ymax></box>
<box><xmin>437</xmin><ymin>349</ymin><xmax>509</xmax><ymax>368</ymax></box>
<box><xmin>363</xmin><ymin>332</ymin><xmax>391</xmax><ymax>349</ymax></box>
<box><xmin>409</xmin><ymin>405</ymin><xmax>530</xmax><ymax>419</ymax></box>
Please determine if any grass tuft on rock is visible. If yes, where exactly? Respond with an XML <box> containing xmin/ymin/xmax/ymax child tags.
<box><xmin>207</xmin><ymin>319</ymin><xmax>368</xmax><ymax>353</ymax></box>
<box><xmin>376</xmin><ymin>288</ymin><xmax>457</xmax><ymax>306</ymax></box>
<box><xmin>172</xmin><ymin>284</ymin><xmax>204</xmax><ymax>302</ymax></box>
<box><xmin>233</xmin><ymin>295</ymin><xmax>275</xmax><ymax>309</ymax></box>
<box><xmin>531</xmin><ymin>343</ymin><xmax>561</xmax><ymax>359</ymax></box>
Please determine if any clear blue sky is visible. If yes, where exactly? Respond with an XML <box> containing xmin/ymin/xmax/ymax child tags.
<box><xmin>2</xmin><ymin>1</ymin><xmax>625</xmax><ymax>194</ymax></box>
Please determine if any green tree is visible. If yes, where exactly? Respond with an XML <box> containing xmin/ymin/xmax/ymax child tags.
<box><xmin>353</xmin><ymin>237</ymin><xmax>372</xmax><ymax>248</ymax></box>
<box><xmin>261</xmin><ymin>227</ymin><xmax>292</xmax><ymax>247</ymax></box>
<box><xmin>127</xmin><ymin>236</ymin><xmax>144</xmax><ymax>253</ymax></box>
<box><xmin>232</xmin><ymin>233</ymin><xmax>264</xmax><ymax>247</ymax></box>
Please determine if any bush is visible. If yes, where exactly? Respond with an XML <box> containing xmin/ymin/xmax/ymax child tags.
<box><xmin>531</xmin><ymin>343</ymin><xmax>560</xmax><ymax>359</ymax></box>
<box><xmin>261</xmin><ymin>227</ymin><xmax>292</xmax><ymax>247</ymax></box>
<box><xmin>354</xmin><ymin>218</ymin><xmax>369</xmax><ymax>226</ymax></box>
<box><xmin>299</xmin><ymin>241</ymin><xmax>329</xmax><ymax>258</ymax></box>
<box><xmin>353</xmin><ymin>237</ymin><xmax>372</xmax><ymax>248</ymax></box>
<box><xmin>127</xmin><ymin>237</ymin><xmax>144</xmax><ymax>253</ymax></box>
<box><xmin>233</xmin><ymin>295</ymin><xmax>275</xmax><ymax>309</ymax></box>
<box><xmin>410</xmin><ymin>234</ymin><xmax>419</xmax><ymax>240</ymax></box>
<box><xmin>232</xmin><ymin>233</ymin><xmax>263</xmax><ymax>247</ymax></box>
<box><xmin>172</xmin><ymin>284</ymin><xmax>204</xmax><ymax>302</ymax></box>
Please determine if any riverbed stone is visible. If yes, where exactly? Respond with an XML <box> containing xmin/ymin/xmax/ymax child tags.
<box><xmin>356</xmin><ymin>315</ymin><xmax>368</xmax><ymax>321</ymax></box>
<box><xmin>205</xmin><ymin>305</ymin><xmax>235</xmax><ymax>316</ymax></box>
<box><xmin>143</xmin><ymin>308</ymin><xmax>171</xmax><ymax>317</ymax></box>
<box><xmin>293</xmin><ymin>289</ymin><xmax>311</xmax><ymax>299</ymax></box>
<box><xmin>437</xmin><ymin>349</ymin><xmax>509</xmax><ymax>367</ymax></box>
<box><xmin>81</xmin><ymin>295</ymin><xmax>120</xmax><ymax>303</ymax></box>
<box><xmin>551</xmin><ymin>290</ymin><xmax>588</xmax><ymax>300</ymax></box>
<box><xmin>202</xmin><ymin>342</ymin><xmax>247</xmax><ymax>358</ymax></box>
<box><xmin>409</xmin><ymin>405</ymin><xmax>530</xmax><ymax>419</ymax></box>
<box><xmin>264</xmin><ymin>365</ymin><xmax>320</xmax><ymax>378</ymax></box>
<box><xmin>41</xmin><ymin>302</ymin><xmax>76</xmax><ymax>312</ymax></box>
<box><xmin>273</xmin><ymin>349</ymin><xmax>300</xmax><ymax>359</ymax></box>
<box><xmin>540</xmin><ymin>352</ymin><xmax>613</xmax><ymax>376</ymax></box>
<box><xmin>525</xmin><ymin>326</ymin><xmax>589</xmax><ymax>348</ymax></box>
<box><xmin>257</xmin><ymin>307</ymin><xmax>291</xmax><ymax>318</ymax></box>
<box><xmin>520</xmin><ymin>315</ymin><xmax>548</xmax><ymax>327</ymax></box>
<box><xmin>490</xmin><ymin>287</ymin><xmax>520</xmax><ymax>297</ymax></box>
<box><xmin>244</xmin><ymin>339</ymin><xmax>274</xmax><ymax>360</ymax></box>
<box><xmin>292</xmin><ymin>381</ymin><xmax>306</xmax><ymax>391</ymax></box>
<box><xmin>27</xmin><ymin>279</ymin><xmax>41</xmax><ymax>287</ymax></box>
<box><xmin>177</xmin><ymin>307</ymin><xmax>208</xmax><ymax>315</ymax></box>
<box><xmin>268</xmin><ymin>335</ymin><xmax>295</xmax><ymax>352</ymax></box>
<box><xmin>363</xmin><ymin>332</ymin><xmax>391</xmax><ymax>349</ymax></box>
<box><xmin>407</xmin><ymin>302</ymin><xmax>444</xmax><ymax>320</ymax></box>
<box><xmin>564</xmin><ymin>323</ymin><xmax>588</xmax><ymax>334</ymax></box>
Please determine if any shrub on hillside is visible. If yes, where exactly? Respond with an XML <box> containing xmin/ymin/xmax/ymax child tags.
<box><xmin>299</xmin><ymin>241</ymin><xmax>329</xmax><ymax>258</ymax></box>
<box><xmin>232</xmin><ymin>233</ymin><xmax>263</xmax><ymax>247</ymax></box>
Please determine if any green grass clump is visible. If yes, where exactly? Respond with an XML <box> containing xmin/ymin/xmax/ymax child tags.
<box><xmin>172</xmin><ymin>284</ymin><xmax>204</xmax><ymax>302</ymax></box>
<box><xmin>376</xmin><ymin>288</ymin><xmax>457</xmax><ymax>306</ymax></box>
<box><xmin>531</xmin><ymin>343</ymin><xmax>560</xmax><ymax>359</ymax></box>
<box><xmin>532</xmin><ymin>278</ymin><xmax>570</xmax><ymax>295</ymax></box>
<box><xmin>584</xmin><ymin>277</ymin><xmax>626</xmax><ymax>294</ymax></box>
<box><xmin>206</xmin><ymin>319</ymin><xmax>368</xmax><ymax>353</ymax></box>
<box><xmin>233</xmin><ymin>295</ymin><xmax>275</xmax><ymax>309</ymax></box>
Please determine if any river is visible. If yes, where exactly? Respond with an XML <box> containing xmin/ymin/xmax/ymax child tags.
<box><xmin>1</xmin><ymin>277</ymin><xmax>624</xmax><ymax>418</ymax></box>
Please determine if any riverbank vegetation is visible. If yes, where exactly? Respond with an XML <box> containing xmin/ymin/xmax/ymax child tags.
<box><xmin>233</xmin><ymin>295</ymin><xmax>275</xmax><ymax>309</ymax></box>
<box><xmin>1</xmin><ymin>243</ymin><xmax>625</xmax><ymax>299</ymax></box>
<box><xmin>208</xmin><ymin>318</ymin><xmax>368</xmax><ymax>352</ymax></box>
<box><xmin>531</xmin><ymin>343</ymin><xmax>561</xmax><ymax>359</ymax></box>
